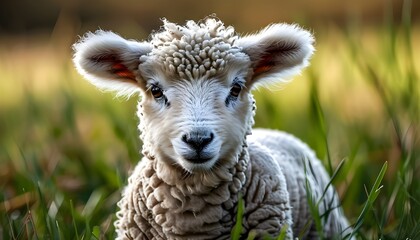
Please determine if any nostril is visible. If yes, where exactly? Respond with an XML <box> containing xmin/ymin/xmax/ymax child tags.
<box><xmin>182</xmin><ymin>134</ymin><xmax>188</xmax><ymax>144</ymax></box>
<box><xmin>202</xmin><ymin>132</ymin><xmax>214</xmax><ymax>145</ymax></box>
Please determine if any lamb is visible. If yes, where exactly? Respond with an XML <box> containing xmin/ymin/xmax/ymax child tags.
<box><xmin>73</xmin><ymin>18</ymin><xmax>352</xmax><ymax>239</ymax></box>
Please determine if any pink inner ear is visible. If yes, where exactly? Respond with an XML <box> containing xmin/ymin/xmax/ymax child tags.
<box><xmin>90</xmin><ymin>54</ymin><xmax>136</xmax><ymax>80</ymax></box>
<box><xmin>253</xmin><ymin>55</ymin><xmax>275</xmax><ymax>76</ymax></box>
<box><xmin>111</xmin><ymin>63</ymin><xmax>135</xmax><ymax>79</ymax></box>
<box><xmin>252</xmin><ymin>43</ymin><xmax>299</xmax><ymax>76</ymax></box>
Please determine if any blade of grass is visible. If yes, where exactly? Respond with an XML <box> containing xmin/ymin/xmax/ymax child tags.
<box><xmin>316</xmin><ymin>159</ymin><xmax>346</xmax><ymax>207</ymax></box>
<box><xmin>70</xmin><ymin>200</ymin><xmax>80</xmax><ymax>240</ymax></box>
<box><xmin>92</xmin><ymin>225</ymin><xmax>100</xmax><ymax>240</ymax></box>
<box><xmin>349</xmin><ymin>161</ymin><xmax>388</xmax><ymax>239</ymax></box>
<box><xmin>309</xmin><ymin>71</ymin><xmax>333</xmax><ymax>174</ymax></box>
<box><xmin>276</xmin><ymin>224</ymin><xmax>289</xmax><ymax>240</ymax></box>
<box><xmin>231</xmin><ymin>194</ymin><xmax>244</xmax><ymax>240</ymax></box>
<box><xmin>36</xmin><ymin>182</ymin><xmax>51</xmax><ymax>237</ymax></box>
<box><xmin>303</xmin><ymin>159</ymin><xmax>323</xmax><ymax>239</ymax></box>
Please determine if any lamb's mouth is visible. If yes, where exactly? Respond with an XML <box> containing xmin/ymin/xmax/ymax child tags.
<box><xmin>184</xmin><ymin>156</ymin><xmax>213</xmax><ymax>164</ymax></box>
<box><xmin>182</xmin><ymin>151</ymin><xmax>216</xmax><ymax>164</ymax></box>
<box><xmin>178</xmin><ymin>151</ymin><xmax>219</xmax><ymax>171</ymax></box>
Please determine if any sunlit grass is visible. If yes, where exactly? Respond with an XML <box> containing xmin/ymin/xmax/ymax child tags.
<box><xmin>0</xmin><ymin>13</ymin><xmax>419</xmax><ymax>240</ymax></box>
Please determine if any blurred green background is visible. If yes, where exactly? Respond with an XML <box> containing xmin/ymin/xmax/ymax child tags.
<box><xmin>0</xmin><ymin>0</ymin><xmax>419</xmax><ymax>239</ymax></box>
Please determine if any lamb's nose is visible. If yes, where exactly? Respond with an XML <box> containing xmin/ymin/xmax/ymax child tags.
<box><xmin>182</xmin><ymin>129</ymin><xmax>214</xmax><ymax>152</ymax></box>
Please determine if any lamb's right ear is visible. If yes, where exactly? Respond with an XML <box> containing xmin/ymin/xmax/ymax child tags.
<box><xmin>73</xmin><ymin>30</ymin><xmax>153</xmax><ymax>96</ymax></box>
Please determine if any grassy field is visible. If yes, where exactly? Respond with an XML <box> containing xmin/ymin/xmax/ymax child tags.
<box><xmin>0</xmin><ymin>13</ymin><xmax>419</xmax><ymax>240</ymax></box>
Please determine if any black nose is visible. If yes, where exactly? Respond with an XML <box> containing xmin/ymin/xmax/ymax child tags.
<box><xmin>182</xmin><ymin>129</ymin><xmax>214</xmax><ymax>152</ymax></box>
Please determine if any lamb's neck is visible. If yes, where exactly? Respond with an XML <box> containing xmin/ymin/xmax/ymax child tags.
<box><xmin>142</xmin><ymin>141</ymin><xmax>249</xmax><ymax>196</ymax></box>
<box><xmin>133</xmin><ymin>141</ymin><xmax>249</xmax><ymax>238</ymax></box>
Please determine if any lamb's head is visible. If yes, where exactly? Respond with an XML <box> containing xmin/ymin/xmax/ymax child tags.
<box><xmin>73</xmin><ymin>18</ymin><xmax>314</xmax><ymax>173</ymax></box>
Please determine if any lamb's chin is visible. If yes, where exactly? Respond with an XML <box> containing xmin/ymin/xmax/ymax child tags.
<box><xmin>177</xmin><ymin>155</ymin><xmax>219</xmax><ymax>173</ymax></box>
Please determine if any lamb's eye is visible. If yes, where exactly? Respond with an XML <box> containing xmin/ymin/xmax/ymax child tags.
<box><xmin>150</xmin><ymin>85</ymin><xmax>163</xmax><ymax>99</ymax></box>
<box><xmin>230</xmin><ymin>83</ymin><xmax>242</xmax><ymax>97</ymax></box>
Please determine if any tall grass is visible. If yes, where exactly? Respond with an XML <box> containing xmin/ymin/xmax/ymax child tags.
<box><xmin>1</xmin><ymin>6</ymin><xmax>419</xmax><ymax>240</ymax></box>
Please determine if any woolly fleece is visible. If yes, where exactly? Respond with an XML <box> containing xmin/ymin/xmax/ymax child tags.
<box><xmin>73</xmin><ymin>18</ymin><xmax>352</xmax><ymax>239</ymax></box>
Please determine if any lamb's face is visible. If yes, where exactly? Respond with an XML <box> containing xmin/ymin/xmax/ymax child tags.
<box><xmin>136</xmin><ymin>24</ymin><xmax>256</xmax><ymax>171</ymax></box>
<box><xmin>73</xmin><ymin>18</ymin><xmax>314</xmax><ymax>173</ymax></box>
<box><xmin>137</xmin><ymin>58</ymin><xmax>254</xmax><ymax>171</ymax></box>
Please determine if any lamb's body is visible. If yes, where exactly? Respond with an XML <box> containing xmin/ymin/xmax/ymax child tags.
<box><xmin>249</xmin><ymin>130</ymin><xmax>350</xmax><ymax>238</ymax></box>
<box><xmin>115</xmin><ymin>130</ymin><xmax>349</xmax><ymax>239</ymax></box>
<box><xmin>73</xmin><ymin>18</ymin><xmax>352</xmax><ymax>239</ymax></box>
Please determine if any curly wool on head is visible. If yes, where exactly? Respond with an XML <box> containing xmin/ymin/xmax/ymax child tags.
<box><xmin>73</xmin><ymin>17</ymin><xmax>353</xmax><ymax>240</ymax></box>
<box><xmin>144</xmin><ymin>18</ymin><xmax>244</xmax><ymax>80</ymax></box>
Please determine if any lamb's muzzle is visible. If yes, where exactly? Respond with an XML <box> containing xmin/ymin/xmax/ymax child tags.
<box><xmin>73</xmin><ymin>17</ymin><xmax>353</xmax><ymax>239</ymax></box>
<box><xmin>180</xmin><ymin>128</ymin><xmax>215</xmax><ymax>163</ymax></box>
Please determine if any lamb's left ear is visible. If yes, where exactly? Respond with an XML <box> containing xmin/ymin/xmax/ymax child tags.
<box><xmin>235</xmin><ymin>24</ymin><xmax>314</xmax><ymax>87</ymax></box>
<box><xmin>73</xmin><ymin>30</ymin><xmax>153</xmax><ymax>96</ymax></box>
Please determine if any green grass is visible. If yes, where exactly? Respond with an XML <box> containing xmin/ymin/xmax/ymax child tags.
<box><xmin>1</xmin><ymin>6</ymin><xmax>419</xmax><ymax>240</ymax></box>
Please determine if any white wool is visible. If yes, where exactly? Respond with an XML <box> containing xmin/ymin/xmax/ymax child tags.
<box><xmin>144</xmin><ymin>18</ymin><xmax>245</xmax><ymax>80</ymax></box>
<box><xmin>73</xmin><ymin>17</ymin><xmax>352</xmax><ymax>240</ymax></box>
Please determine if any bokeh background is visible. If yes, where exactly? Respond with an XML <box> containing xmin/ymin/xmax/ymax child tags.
<box><xmin>1</xmin><ymin>0</ymin><xmax>419</xmax><ymax>239</ymax></box>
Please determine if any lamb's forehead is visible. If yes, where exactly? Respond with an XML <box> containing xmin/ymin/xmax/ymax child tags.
<box><xmin>141</xmin><ymin>18</ymin><xmax>249</xmax><ymax>81</ymax></box>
